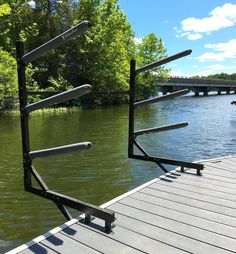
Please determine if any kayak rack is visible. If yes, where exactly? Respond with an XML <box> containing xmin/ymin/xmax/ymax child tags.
<box><xmin>128</xmin><ymin>50</ymin><xmax>204</xmax><ymax>175</ymax></box>
<box><xmin>16</xmin><ymin>21</ymin><xmax>115</xmax><ymax>232</ymax></box>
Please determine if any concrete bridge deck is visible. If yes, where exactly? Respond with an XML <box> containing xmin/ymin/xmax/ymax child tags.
<box><xmin>157</xmin><ymin>77</ymin><xmax>236</xmax><ymax>96</ymax></box>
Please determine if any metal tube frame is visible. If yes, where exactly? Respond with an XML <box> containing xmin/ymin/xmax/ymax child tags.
<box><xmin>128</xmin><ymin>52</ymin><xmax>204</xmax><ymax>176</ymax></box>
<box><xmin>16</xmin><ymin>40</ymin><xmax>115</xmax><ymax>232</ymax></box>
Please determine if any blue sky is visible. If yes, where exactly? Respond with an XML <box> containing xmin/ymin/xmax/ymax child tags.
<box><xmin>118</xmin><ymin>0</ymin><xmax>236</xmax><ymax>77</ymax></box>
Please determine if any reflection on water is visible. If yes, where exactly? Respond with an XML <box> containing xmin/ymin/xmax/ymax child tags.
<box><xmin>1</xmin><ymin>93</ymin><xmax>236</xmax><ymax>252</ymax></box>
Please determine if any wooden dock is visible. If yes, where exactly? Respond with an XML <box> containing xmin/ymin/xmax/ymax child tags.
<box><xmin>6</xmin><ymin>155</ymin><xmax>236</xmax><ymax>254</ymax></box>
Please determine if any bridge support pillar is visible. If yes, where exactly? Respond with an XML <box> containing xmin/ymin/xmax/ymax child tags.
<box><xmin>226</xmin><ymin>89</ymin><xmax>230</xmax><ymax>95</ymax></box>
<box><xmin>218</xmin><ymin>90</ymin><xmax>221</xmax><ymax>95</ymax></box>
<box><xmin>194</xmin><ymin>88</ymin><xmax>199</xmax><ymax>96</ymax></box>
<box><xmin>202</xmin><ymin>87</ymin><xmax>208</xmax><ymax>96</ymax></box>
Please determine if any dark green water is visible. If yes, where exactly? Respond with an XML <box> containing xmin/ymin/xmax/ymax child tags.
<box><xmin>1</xmin><ymin>93</ymin><xmax>236</xmax><ymax>253</ymax></box>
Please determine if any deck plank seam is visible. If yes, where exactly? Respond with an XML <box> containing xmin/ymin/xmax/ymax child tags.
<box><xmin>197</xmin><ymin>165</ymin><xmax>236</xmax><ymax>176</ymax></box>
<box><xmin>112</xmin><ymin>222</ymin><xmax>192</xmax><ymax>254</ymax></box>
<box><xmin>117</xmin><ymin>200</ymin><xmax>236</xmax><ymax>240</ymax></box>
<box><xmin>175</xmin><ymin>171</ymin><xmax>236</xmax><ymax>186</ymax></box>
<box><xmin>204</xmin><ymin>164</ymin><xmax>236</xmax><ymax>173</ymax></box>
<box><xmin>163</xmin><ymin>176</ymin><xmax>236</xmax><ymax>195</ymax></box>
<box><xmin>147</xmin><ymin>186</ymin><xmax>236</xmax><ymax>209</ymax></box>
<box><xmin>64</xmin><ymin>222</ymin><xmax>148</xmax><ymax>254</ymax></box>
<box><xmin>156</xmin><ymin>181</ymin><xmax>236</xmax><ymax>202</ymax></box>
<box><xmin>128</xmin><ymin>195</ymin><xmax>236</xmax><ymax>229</ymax></box>
<box><xmin>58</xmin><ymin>231</ymin><xmax>103</xmax><ymax>254</ymax></box>
<box><xmin>214</xmin><ymin>160</ymin><xmax>236</xmax><ymax>167</ymax></box>
<box><xmin>139</xmin><ymin>188</ymin><xmax>236</xmax><ymax>219</ymax></box>
<box><xmin>111</xmin><ymin>206</ymin><xmax>236</xmax><ymax>254</ymax></box>
<box><xmin>35</xmin><ymin>242</ymin><xmax>61</xmax><ymax>254</ymax></box>
<box><xmin>170</xmin><ymin>174</ymin><xmax>236</xmax><ymax>189</ymax></box>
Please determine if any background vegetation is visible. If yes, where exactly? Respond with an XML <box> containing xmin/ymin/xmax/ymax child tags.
<box><xmin>0</xmin><ymin>0</ymin><xmax>169</xmax><ymax>110</ymax></box>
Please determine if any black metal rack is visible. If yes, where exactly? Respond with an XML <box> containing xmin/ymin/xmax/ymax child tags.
<box><xmin>128</xmin><ymin>50</ymin><xmax>204</xmax><ymax>175</ymax></box>
<box><xmin>16</xmin><ymin>21</ymin><xmax>115</xmax><ymax>232</ymax></box>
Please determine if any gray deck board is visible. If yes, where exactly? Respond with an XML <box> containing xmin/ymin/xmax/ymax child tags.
<box><xmin>148</xmin><ymin>182</ymin><xmax>236</xmax><ymax>208</ymax></box>
<box><xmin>61</xmin><ymin>223</ymin><xmax>144</xmax><ymax>254</ymax></box>
<box><xmin>157</xmin><ymin>179</ymin><xmax>236</xmax><ymax>201</ymax></box>
<box><xmin>12</xmin><ymin>155</ymin><xmax>236</xmax><ymax>254</ymax></box>
<box><xmin>67</xmin><ymin>221</ymin><xmax>187</xmax><ymax>254</ymax></box>
<box><xmin>20</xmin><ymin>243</ymin><xmax>58</xmax><ymax>254</ymax></box>
<box><xmin>41</xmin><ymin>231</ymin><xmax>101</xmax><ymax>254</ymax></box>
<box><xmin>108</xmin><ymin>212</ymin><xmax>232</xmax><ymax>254</ymax></box>
<box><xmin>141</xmin><ymin>186</ymin><xmax>236</xmax><ymax>217</ymax></box>
<box><xmin>109</xmin><ymin>202</ymin><xmax>236</xmax><ymax>253</ymax></box>
<box><xmin>118</xmin><ymin>196</ymin><xmax>236</xmax><ymax>239</ymax></box>
<box><xmin>171</xmin><ymin>171</ymin><xmax>236</xmax><ymax>189</ymax></box>
<box><xmin>166</xmin><ymin>174</ymin><xmax>236</xmax><ymax>194</ymax></box>
<box><xmin>130</xmin><ymin>192</ymin><xmax>236</xmax><ymax>227</ymax></box>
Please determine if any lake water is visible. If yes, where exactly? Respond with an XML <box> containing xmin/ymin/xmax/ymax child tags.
<box><xmin>1</xmin><ymin>92</ymin><xmax>236</xmax><ymax>252</ymax></box>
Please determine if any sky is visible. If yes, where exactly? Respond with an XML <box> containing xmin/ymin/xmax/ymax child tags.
<box><xmin>118</xmin><ymin>0</ymin><xmax>236</xmax><ymax>77</ymax></box>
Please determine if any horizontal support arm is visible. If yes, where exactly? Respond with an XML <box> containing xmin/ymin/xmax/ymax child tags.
<box><xmin>29</xmin><ymin>142</ymin><xmax>92</xmax><ymax>159</ymax></box>
<box><xmin>28</xmin><ymin>187</ymin><xmax>115</xmax><ymax>230</ymax></box>
<box><xmin>130</xmin><ymin>154</ymin><xmax>204</xmax><ymax>170</ymax></box>
<box><xmin>134</xmin><ymin>89</ymin><xmax>189</xmax><ymax>108</ymax></box>
<box><xmin>25</xmin><ymin>84</ymin><xmax>91</xmax><ymax>113</ymax></box>
<box><xmin>22</xmin><ymin>21</ymin><xmax>90</xmax><ymax>64</ymax></box>
<box><xmin>134</xmin><ymin>122</ymin><xmax>188</xmax><ymax>137</ymax></box>
<box><xmin>135</xmin><ymin>50</ymin><xmax>192</xmax><ymax>75</ymax></box>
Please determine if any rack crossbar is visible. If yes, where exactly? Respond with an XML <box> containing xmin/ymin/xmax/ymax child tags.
<box><xmin>134</xmin><ymin>89</ymin><xmax>189</xmax><ymax>108</ymax></box>
<box><xmin>135</xmin><ymin>50</ymin><xmax>192</xmax><ymax>75</ymax></box>
<box><xmin>29</xmin><ymin>142</ymin><xmax>92</xmax><ymax>159</ymax></box>
<box><xmin>29</xmin><ymin>187</ymin><xmax>115</xmax><ymax>230</ymax></box>
<box><xmin>26</xmin><ymin>84</ymin><xmax>91</xmax><ymax>113</ymax></box>
<box><xmin>22</xmin><ymin>21</ymin><xmax>90</xmax><ymax>64</ymax></box>
<box><xmin>134</xmin><ymin>122</ymin><xmax>188</xmax><ymax>137</ymax></box>
<box><xmin>131</xmin><ymin>154</ymin><xmax>204</xmax><ymax>170</ymax></box>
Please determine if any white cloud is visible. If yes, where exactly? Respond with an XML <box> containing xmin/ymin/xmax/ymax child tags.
<box><xmin>133</xmin><ymin>37</ymin><xmax>143</xmax><ymax>44</ymax></box>
<box><xmin>208</xmin><ymin>64</ymin><xmax>236</xmax><ymax>71</ymax></box>
<box><xmin>187</xmin><ymin>33</ymin><xmax>202</xmax><ymax>40</ymax></box>
<box><xmin>198</xmin><ymin>39</ymin><xmax>236</xmax><ymax>62</ymax></box>
<box><xmin>169</xmin><ymin>70</ymin><xmax>192</xmax><ymax>77</ymax></box>
<box><xmin>175</xmin><ymin>3</ymin><xmax>236</xmax><ymax>40</ymax></box>
<box><xmin>190</xmin><ymin>64</ymin><xmax>236</xmax><ymax>77</ymax></box>
<box><xmin>170</xmin><ymin>64</ymin><xmax>236</xmax><ymax>78</ymax></box>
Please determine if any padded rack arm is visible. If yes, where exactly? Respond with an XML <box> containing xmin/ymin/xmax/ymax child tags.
<box><xmin>25</xmin><ymin>84</ymin><xmax>91</xmax><ymax>113</ymax></box>
<box><xmin>29</xmin><ymin>142</ymin><xmax>92</xmax><ymax>159</ymax></box>
<box><xmin>134</xmin><ymin>89</ymin><xmax>188</xmax><ymax>108</ymax></box>
<box><xmin>134</xmin><ymin>122</ymin><xmax>188</xmax><ymax>137</ymax></box>
<box><xmin>22</xmin><ymin>21</ymin><xmax>90</xmax><ymax>65</ymax></box>
<box><xmin>135</xmin><ymin>50</ymin><xmax>192</xmax><ymax>75</ymax></box>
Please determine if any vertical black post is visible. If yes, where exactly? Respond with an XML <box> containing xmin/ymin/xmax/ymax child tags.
<box><xmin>16</xmin><ymin>41</ymin><xmax>32</xmax><ymax>189</ymax></box>
<box><xmin>128</xmin><ymin>60</ymin><xmax>136</xmax><ymax>157</ymax></box>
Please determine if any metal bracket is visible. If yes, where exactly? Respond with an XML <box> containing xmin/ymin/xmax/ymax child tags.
<box><xmin>128</xmin><ymin>51</ymin><xmax>204</xmax><ymax>176</ymax></box>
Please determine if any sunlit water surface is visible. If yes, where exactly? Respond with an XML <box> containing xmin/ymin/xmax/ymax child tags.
<box><xmin>1</xmin><ymin>93</ymin><xmax>236</xmax><ymax>252</ymax></box>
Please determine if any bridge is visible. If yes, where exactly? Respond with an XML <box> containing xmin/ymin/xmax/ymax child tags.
<box><xmin>157</xmin><ymin>77</ymin><xmax>236</xmax><ymax>96</ymax></box>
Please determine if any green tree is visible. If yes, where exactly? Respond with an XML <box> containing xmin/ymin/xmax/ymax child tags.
<box><xmin>0</xmin><ymin>0</ymin><xmax>169</xmax><ymax>107</ymax></box>
<box><xmin>135</xmin><ymin>33</ymin><xmax>169</xmax><ymax>100</ymax></box>
<box><xmin>0</xmin><ymin>48</ymin><xmax>17</xmax><ymax>110</ymax></box>
<box><xmin>62</xmin><ymin>0</ymin><xmax>135</xmax><ymax>105</ymax></box>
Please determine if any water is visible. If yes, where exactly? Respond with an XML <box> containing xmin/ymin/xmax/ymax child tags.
<box><xmin>1</xmin><ymin>93</ymin><xmax>236</xmax><ymax>253</ymax></box>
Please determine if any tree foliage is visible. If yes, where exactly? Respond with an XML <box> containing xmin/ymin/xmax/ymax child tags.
<box><xmin>0</xmin><ymin>47</ymin><xmax>17</xmax><ymax>110</ymax></box>
<box><xmin>135</xmin><ymin>33</ymin><xmax>169</xmax><ymax>100</ymax></box>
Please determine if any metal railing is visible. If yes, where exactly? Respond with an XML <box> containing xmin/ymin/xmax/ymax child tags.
<box><xmin>128</xmin><ymin>50</ymin><xmax>204</xmax><ymax>176</ymax></box>
<box><xmin>16</xmin><ymin>21</ymin><xmax>115</xmax><ymax>232</ymax></box>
